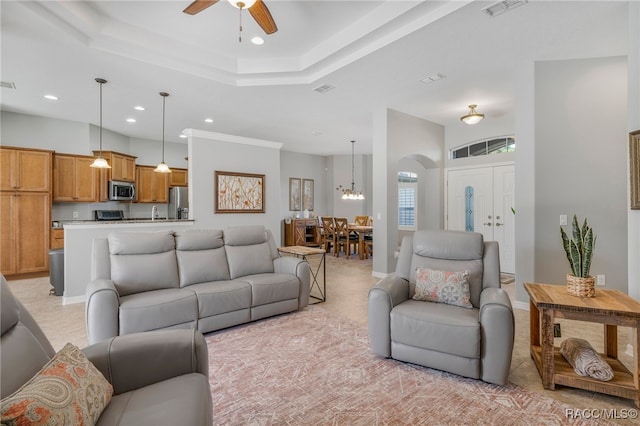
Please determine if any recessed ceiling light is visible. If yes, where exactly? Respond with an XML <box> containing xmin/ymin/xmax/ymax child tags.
<box><xmin>251</xmin><ymin>36</ymin><xmax>264</xmax><ymax>45</ymax></box>
<box><xmin>126</xmin><ymin>118</ymin><xmax>136</xmax><ymax>123</ymax></box>
<box><xmin>134</xmin><ymin>106</ymin><xmax>145</xmax><ymax>111</ymax></box>
<box><xmin>179</xmin><ymin>134</ymin><xmax>187</xmax><ymax>139</ymax></box>
<box><xmin>44</xmin><ymin>94</ymin><xmax>58</xmax><ymax>100</ymax></box>
<box><xmin>204</xmin><ymin>118</ymin><xmax>213</xmax><ymax>123</ymax></box>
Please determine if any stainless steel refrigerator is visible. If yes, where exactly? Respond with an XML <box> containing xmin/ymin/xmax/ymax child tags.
<box><xmin>168</xmin><ymin>187</ymin><xmax>189</xmax><ymax>219</ymax></box>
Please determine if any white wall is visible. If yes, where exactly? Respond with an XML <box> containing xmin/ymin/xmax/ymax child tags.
<box><xmin>373</xmin><ymin>108</ymin><xmax>444</xmax><ymax>275</ymax></box>
<box><xmin>279</xmin><ymin>150</ymin><xmax>329</xmax><ymax>219</ymax></box>
<box><xmin>2</xmin><ymin>111</ymin><xmax>89</xmax><ymax>152</ymax></box>
<box><xmin>187</xmin><ymin>130</ymin><xmax>283</xmax><ymax>244</ymax></box>
<box><xmin>534</xmin><ymin>56</ymin><xmax>628</xmax><ymax>293</ymax></box>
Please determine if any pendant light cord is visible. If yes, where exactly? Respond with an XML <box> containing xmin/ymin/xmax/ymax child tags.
<box><xmin>351</xmin><ymin>140</ymin><xmax>355</xmax><ymax>191</ymax></box>
<box><xmin>162</xmin><ymin>94</ymin><xmax>166</xmax><ymax>162</ymax></box>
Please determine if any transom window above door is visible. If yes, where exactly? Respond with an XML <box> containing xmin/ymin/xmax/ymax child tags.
<box><xmin>451</xmin><ymin>136</ymin><xmax>515</xmax><ymax>159</ymax></box>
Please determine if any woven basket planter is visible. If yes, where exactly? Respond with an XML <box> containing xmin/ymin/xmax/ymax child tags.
<box><xmin>566</xmin><ymin>274</ymin><xmax>595</xmax><ymax>297</ymax></box>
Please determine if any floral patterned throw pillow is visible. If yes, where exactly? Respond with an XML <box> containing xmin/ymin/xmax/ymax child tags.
<box><xmin>413</xmin><ymin>267</ymin><xmax>473</xmax><ymax>308</ymax></box>
<box><xmin>1</xmin><ymin>343</ymin><xmax>113</xmax><ymax>425</ymax></box>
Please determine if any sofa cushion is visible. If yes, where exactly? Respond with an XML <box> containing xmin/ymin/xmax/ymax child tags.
<box><xmin>243</xmin><ymin>273</ymin><xmax>300</xmax><ymax>306</ymax></box>
<box><xmin>96</xmin><ymin>373</ymin><xmax>210</xmax><ymax>426</ymax></box>
<box><xmin>187</xmin><ymin>280</ymin><xmax>252</xmax><ymax>317</ymax></box>
<box><xmin>119</xmin><ymin>289</ymin><xmax>197</xmax><ymax>335</ymax></box>
<box><xmin>225</xmin><ymin>242</ymin><xmax>274</xmax><ymax>279</ymax></box>
<box><xmin>175</xmin><ymin>229</ymin><xmax>224</xmax><ymax>250</ymax></box>
<box><xmin>1</xmin><ymin>343</ymin><xmax>113</xmax><ymax>425</ymax></box>
<box><xmin>109</xmin><ymin>232</ymin><xmax>179</xmax><ymax>296</ymax></box>
<box><xmin>177</xmin><ymin>249</ymin><xmax>231</xmax><ymax>287</ymax></box>
<box><xmin>223</xmin><ymin>225</ymin><xmax>267</xmax><ymax>246</ymax></box>
<box><xmin>391</xmin><ymin>299</ymin><xmax>480</xmax><ymax>359</ymax></box>
<box><xmin>413</xmin><ymin>268</ymin><xmax>472</xmax><ymax>308</ymax></box>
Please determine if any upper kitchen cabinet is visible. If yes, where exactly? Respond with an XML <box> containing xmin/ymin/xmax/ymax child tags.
<box><xmin>169</xmin><ymin>168</ymin><xmax>188</xmax><ymax>187</ymax></box>
<box><xmin>53</xmin><ymin>153</ymin><xmax>98</xmax><ymax>202</ymax></box>
<box><xmin>93</xmin><ymin>151</ymin><xmax>137</xmax><ymax>201</ymax></box>
<box><xmin>136</xmin><ymin>165</ymin><xmax>169</xmax><ymax>203</ymax></box>
<box><xmin>0</xmin><ymin>147</ymin><xmax>52</xmax><ymax>192</ymax></box>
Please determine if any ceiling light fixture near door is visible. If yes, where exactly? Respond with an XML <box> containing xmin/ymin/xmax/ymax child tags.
<box><xmin>154</xmin><ymin>92</ymin><xmax>172</xmax><ymax>173</ymax></box>
<box><xmin>338</xmin><ymin>140</ymin><xmax>365</xmax><ymax>200</ymax></box>
<box><xmin>460</xmin><ymin>104</ymin><xmax>485</xmax><ymax>125</ymax></box>
<box><xmin>90</xmin><ymin>78</ymin><xmax>111</xmax><ymax>169</ymax></box>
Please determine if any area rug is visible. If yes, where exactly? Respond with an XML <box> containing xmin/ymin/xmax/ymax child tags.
<box><xmin>204</xmin><ymin>307</ymin><xmax>607</xmax><ymax>425</ymax></box>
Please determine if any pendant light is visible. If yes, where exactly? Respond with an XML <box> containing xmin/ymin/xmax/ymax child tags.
<box><xmin>90</xmin><ymin>78</ymin><xmax>111</xmax><ymax>169</ymax></box>
<box><xmin>154</xmin><ymin>92</ymin><xmax>172</xmax><ymax>173</ymax></box>
<box><xmin>460</xmin><ymin>104</ymin><xmax>484</xmax><ymax>125</ymax></box>
<box><xmin>338</xmin><ymin>140</ymin><xmax>364</xmax><ymax>200</ymax></box>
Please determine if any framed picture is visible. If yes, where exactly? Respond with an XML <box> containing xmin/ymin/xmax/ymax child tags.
<box><xmin>631</xmin><ymin>130</ymin><xmax>640</xmax><ymax>210</ymax></box>
<box><xmin>289</xmin><ymin>178</ymin><xmax>301</xmax><ymax>211</ymax></box>
<box><xmin>215</xmin><ymin>171</ymin><xmax>265</xmax><ymax>213</ymax></box>
<box><xmin>303</xmin><ymin>179</ymin><xmax>314</xmax><ymax>211</ymax></box>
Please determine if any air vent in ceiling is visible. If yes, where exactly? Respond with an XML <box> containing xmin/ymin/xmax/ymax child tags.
<box><xmin>482</xmin><ymin>0</ymin><xmax>527</xmax><ymax>17</ymax></box>
<box><xmin>313</xmin><ymin>83</ymin><xmax>335</xmax><ymax>94</ymax></box>
<box><xmin>420</xmin><ymin>73</ymin><xmax>446</xmax><ymax>84</ymax></box>
<box><xmin>0</xmin><ymin>81</ymin><xmax>16</xmax><ymax>89</ymax></box>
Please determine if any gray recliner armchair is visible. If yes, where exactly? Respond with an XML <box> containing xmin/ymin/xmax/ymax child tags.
<box><xmin>368</xmin><ymin>230</ymin><xmax>514</xmax><ymax>385</ymax></box>
<box><xmin>1</xmin><ymin>275</ymin><xmax>213</xmax><ymax>425</ymax></box>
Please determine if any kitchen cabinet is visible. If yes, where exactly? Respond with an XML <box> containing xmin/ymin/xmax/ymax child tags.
<box><xmin>284</xmin><ymin>218</ymin><xmax>320</xmax><ymax>247</ymax></box>
<box><xmin>93</xmin><ymin>151</ymin><xmax>137</xmax><ymax>201</ymax></box>
<box><xmin>169</xmin><ymin>168</ymin><xmax>188</xmax><ymax>187</ymax></box>
<box><xmin>53</xmin><ymin>153</ymin><xmax>98</xmax><ymax>202</ymax></box>
<box><xmin>136</xmin><ymin>165</ymin><xmax>169</xmax><ymax>203</ymax></box>
<box><xmin>1</xmin><ymin>192</ymin><xmax>51</xmax><ymax>275</ymax></box>
<box><xmin>0</xmin><ymin>147</ymin><xmax>52</xmax><ymax>192</ymax></box>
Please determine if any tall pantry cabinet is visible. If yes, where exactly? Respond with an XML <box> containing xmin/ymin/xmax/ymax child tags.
<box><xmin>0</xmin><ymin>147</ymin><xmax>53</xmax><ymax>276</ymax></box>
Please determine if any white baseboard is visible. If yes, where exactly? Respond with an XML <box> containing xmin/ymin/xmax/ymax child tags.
<box><xmin>62</xmin><ymin>295</ymin><xmax>85</xmax><ymax>305</ymax></box>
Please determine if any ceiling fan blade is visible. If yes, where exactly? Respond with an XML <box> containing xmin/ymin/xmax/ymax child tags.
<box><xmin>249</xmin><ymin>0</ymin><xmax>278</xmax><ymax>34</ymax></box>
<box><xmin>183</xmin><ymin>0</ymin><xmax>219</xmax><ymax>15</ymax></box>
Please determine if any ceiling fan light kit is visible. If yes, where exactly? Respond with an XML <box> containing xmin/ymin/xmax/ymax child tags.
<box><xmin>90</xmin><ymin>78</ymin><xmax>112</xmax><ymax>169</ymax></box>
<box><xmin>460</xmin><ymin>104</ymin><xmax>485</xmax><ymax>125</ymax></box>
<box><xmin>183</xmin><ymin>0</ymin><xmax>277</xmax><ymax>42</ymax></box>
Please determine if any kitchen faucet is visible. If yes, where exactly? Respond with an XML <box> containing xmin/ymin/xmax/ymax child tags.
<box><xmin>151</xmin><ymin>205</ymin><xmax>158</xmax><ymax>221</ymax></box>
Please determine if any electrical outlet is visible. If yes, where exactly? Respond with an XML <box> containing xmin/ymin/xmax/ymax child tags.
<box><xmin>554</xmin><ymin>323</ymin><xmax>561</xmax><ymax>338</ymax></box>
<box><xmin>560</xmin><ymin>215</ymin><xmax>567</xmax><ymax>226</ymax></box>
<box><xmin>72</xmin><ymin>211</ymin><xmax>79</xmax><ymax>219</ymax></box>
<box><xmin>597</xmin><ymin>275</ymin><xmax>605</xmax><ymax>286</ymax></box>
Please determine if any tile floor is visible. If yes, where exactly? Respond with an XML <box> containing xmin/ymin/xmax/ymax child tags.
<box><xmin>6</xmin><ymin>254</ymin><xmax>638</xmax><ymax>424</ymax></box>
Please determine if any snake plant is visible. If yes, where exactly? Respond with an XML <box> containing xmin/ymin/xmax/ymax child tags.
<box><xmin>560</xmin><ymin>214</ymin><xmax>596</xmax><ymax>278</ymax></box>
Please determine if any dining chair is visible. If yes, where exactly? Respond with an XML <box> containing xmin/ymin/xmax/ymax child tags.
<box><xmin>334</xmin><ymin>217</ymin><xmax>358</xmax><ymax>258</ymax></box>
<box><xmin>321</xmin><ymin>217</ymin><xmax>337</xmax><ymax>254</ymax></box>
<box><xmin>354</xmin><ymin>215</ymin><xmax>369</xmax><ymax>226</ymax></box>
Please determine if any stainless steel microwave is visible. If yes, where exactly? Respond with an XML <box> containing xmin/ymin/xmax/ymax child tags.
<box><xmin>108</xmin><ymin>181</ymin><xmax>136</xmax><ymax>201</ymax></box>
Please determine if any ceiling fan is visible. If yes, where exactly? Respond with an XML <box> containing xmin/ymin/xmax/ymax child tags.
<box><xmin>183</xmin><ymin>0</ymin><xmax>277</xmax><ymax>42</ymax></box>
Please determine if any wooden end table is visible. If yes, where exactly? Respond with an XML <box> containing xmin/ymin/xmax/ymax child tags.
<box><xmin>524</xmin><ymin>282</ymin><xmax>640</xmax><ymax>407</ymax></box>
<box><xmin>278</xmin><ymin>246</ymin><xmax>326</xmax><ymax>304</ymax></box>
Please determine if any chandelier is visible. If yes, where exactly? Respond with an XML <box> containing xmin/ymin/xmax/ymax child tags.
<box><xmin>337</xmin><ymin>140</ymin><xmax>365</xmax><ymax>200</ymax></box>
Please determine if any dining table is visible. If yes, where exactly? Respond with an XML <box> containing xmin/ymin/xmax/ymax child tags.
<box><xmin>348</xmin><ymin>224</ymin><xmax>373</xmax><ymax>260</ymax></box>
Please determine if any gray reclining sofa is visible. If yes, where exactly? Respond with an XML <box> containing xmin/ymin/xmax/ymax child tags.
<box><xmin>1</xmin><ymin>276</ymin><xmax>213</xmax><ymax>425</ymax></box>
<box><xmin>86</xmin><ymin>225</ymin><xmax>310</xmax><ymax>344</ymax></box>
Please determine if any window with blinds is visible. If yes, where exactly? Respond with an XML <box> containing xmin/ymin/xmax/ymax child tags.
<box><xmin>398</xmin><ymin>172</ymin><xmax>417</xmax><ymax>230</ymax></box>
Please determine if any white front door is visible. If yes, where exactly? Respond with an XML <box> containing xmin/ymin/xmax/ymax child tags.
<box><xmin>446</xmin><ymin>165</ymin><xmax>515</xmax><ymax>273</ymax></box>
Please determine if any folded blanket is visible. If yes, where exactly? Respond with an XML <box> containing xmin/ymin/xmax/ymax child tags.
<box><xmin>559</xmin><ymin>338</ymin><xmax>614</xmax><ymax>381</ymax></box>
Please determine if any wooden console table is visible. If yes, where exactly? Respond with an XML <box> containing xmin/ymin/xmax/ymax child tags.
<box><xmin>524</xmin><ymin>282</ymin><xmax>640</xmax><ymax>407</ymax></box>
<box><xmin>278</xmin><ymin>246</ymin><xmax>326</xmax><ymax>304</ymax></box>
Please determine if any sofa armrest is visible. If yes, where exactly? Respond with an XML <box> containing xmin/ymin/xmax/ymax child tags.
<box><xmin>274</xmin><ymin>256</ymin><xmax>310</xmax><ymax>309</ymax></box>
<box><xmin>85</xmin><ymin>279</ymin><xmax>120</xmax><ymax>345</ymax></box>
<box><xmin>479</xmin><ymin>287</ymin><xmax>514</xmax><ymax>385</ymax></box>
<box><xmin>367</xmin><ymin>276</ymin><xmax>410</xmax><ymax>357</ymax></box>
<box><xmin>83</xmin><ymin>329</ymin><xmax>209</xmax><ymax>395</ymax></box>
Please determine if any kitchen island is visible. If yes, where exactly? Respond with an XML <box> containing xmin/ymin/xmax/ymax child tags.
<box><xmin>62</xmin><ymin>220</ymin><xmax>194</xmax><ymax>304</ymax></box>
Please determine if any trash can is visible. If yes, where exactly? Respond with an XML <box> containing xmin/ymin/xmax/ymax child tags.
<box><xmin>49</xmin><ymin>249</ymin><xmax>64</xmax><ymax>296</ymax></box>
